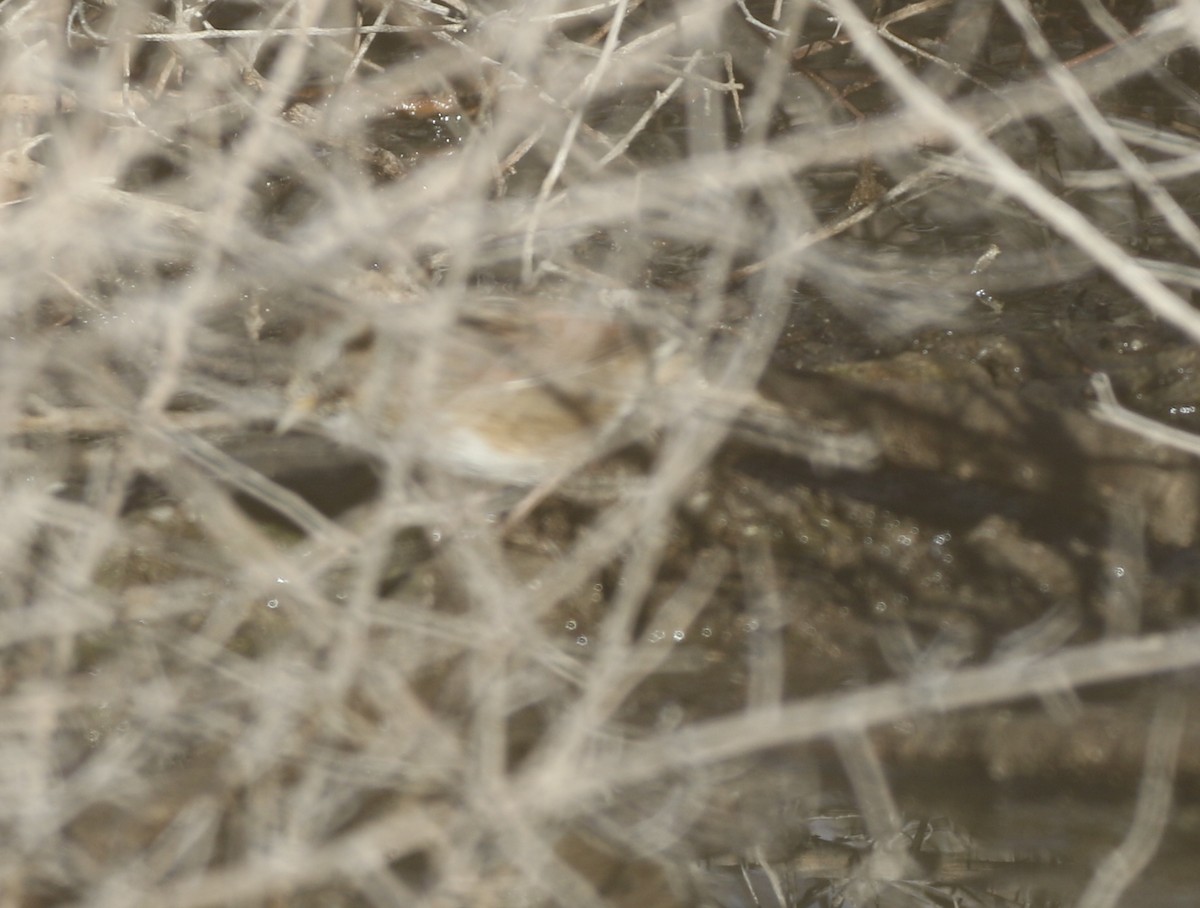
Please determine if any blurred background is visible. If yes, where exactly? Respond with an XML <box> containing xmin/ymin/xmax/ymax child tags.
<box><xmin>2</xmin><ymin>1</ymin><xmax>1200</xmax><ymax>906</ymax></box>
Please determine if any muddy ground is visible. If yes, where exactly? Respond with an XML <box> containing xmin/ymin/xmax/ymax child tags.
<box><xmin>4</xmin><ymin>2</ymin><xmax>1200</xmax><ymax>907</ymax></box>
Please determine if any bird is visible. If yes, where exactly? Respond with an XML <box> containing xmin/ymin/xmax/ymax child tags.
<box><xmin>428</xmin><ymin>308</ymin><xmax>669</xmax><ymax>484</ymax></box>
<box><xmin>278</xmin><ymin>282</ymin><xmax>879</xmax><ymax>494</ymax></box>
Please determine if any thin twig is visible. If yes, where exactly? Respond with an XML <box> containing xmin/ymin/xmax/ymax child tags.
<box><xmin>1090</xmin><ymin>372</ymin><xmax>1200</xmax><ymax>459</ymax></box>
<box><xmin>1075</xmin><ymin>692</ymin><xmax>1187</xmax><ymax>908</ymax></box>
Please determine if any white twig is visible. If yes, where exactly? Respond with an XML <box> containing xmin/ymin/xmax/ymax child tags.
<box><xmin>1090</xmin><ymin>372</ymin><xmax>1200</xmax><ymax>459</ymax></box>
<box><xmin>1075</xmin><ymin>692</ymin><xmax>1187</xmax><ymax>908</ymax></box>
